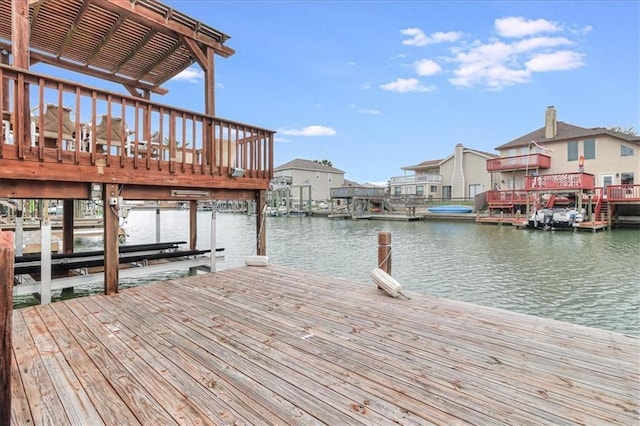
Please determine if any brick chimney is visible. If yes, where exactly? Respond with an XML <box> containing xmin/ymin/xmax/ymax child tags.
<box><xmin>544</xmin><ymin>106</ymin><xmax>557</xmax><ymax>139</ymax></box>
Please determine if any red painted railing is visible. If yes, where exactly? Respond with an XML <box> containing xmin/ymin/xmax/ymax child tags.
<box><xmin>606</xmin><ymin>184</ymin><xmax>640</xmax><ymax>201</ymax></box>
<box><xmin>486</xmin><ymin>154</ymin><xmax>551</xmax><ymax>172</ymax></box>
<box><xmin>525</xmin><ymin>173</ymin><xmax>595</xmax><ymax>191</ymax></box>
<box><xmin>486</xmin><ymin>190</ymin><xmax>528</xmax><ymax>205</ymax></box>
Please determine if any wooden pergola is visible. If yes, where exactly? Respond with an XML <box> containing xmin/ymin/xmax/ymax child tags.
<box><xmin>0</xmin><ymin>0</ymin><xmax>273</xmax><ymax>294</ymax></box>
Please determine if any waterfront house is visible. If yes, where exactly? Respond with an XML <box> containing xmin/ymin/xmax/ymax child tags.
<box><xmin>486</xmin><ymin>106</ymin><xmax>640</xmax><ymax>222</ymax></box>
<box><xmin>273</xmin><ymin>158</ymin><xmax>345</xmax><ymax>201</ymax></box>
<box><xmin>390</xmin><ymin>144</ymin><xmax>497</xmax><ymax>200</ymax></box>
<box><xmin>489</xmin><ymin>106</ymin><xmax>640</xmax><ymax>190</ymax></box>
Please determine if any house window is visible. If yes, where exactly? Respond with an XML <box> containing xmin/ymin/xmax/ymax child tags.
<box><xmin>394</xmin><ymin>186</ymin><xmax>401</xmax><ymax>196</ymax></box>
<box><xmin>416</xmin><ymin>185</ymin><xmax>424</xmax><ymax>196</ymax></box>
<box><xmin>327</xmin><ymin>173</ymin><xmax>333</xmax><ymax>184</ymax></box>
<box><xmin>430</xmin><ymin>185</ymin><xmax>437</xmax><ymax>193</ymax></box>
<box><xmin>584</xmin><ymin>138</ymin><xmax>595</xmax><ymax>160</ymax></box>
<box><xmin>621</xmin><ymin>145</ymin><xmax>634</xmax><ymax>156</ymax></box>
<box><xmin>468</xmin><ymin>184</ymin><xmax>481</xmax><ymax>198</ymax></box>
<box><xmin>316</xmin><ymin>172</ymin><xmax>320</xmax><ymax>180</ymax></box>
<box><xmin>567</xmin><ymin>141</ymin><xmax>578</xmax><ymax>161</ymax></box>
<box><xmin>621</xmin><ymin>172</ymin><xmax>634</xmax><ymax>185</ymax></box>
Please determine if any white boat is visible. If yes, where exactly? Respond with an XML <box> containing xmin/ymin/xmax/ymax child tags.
<box><xmin>527</xmin><ymin>207</ymin><xmax>585</xmax><ymax>230</ymax></box>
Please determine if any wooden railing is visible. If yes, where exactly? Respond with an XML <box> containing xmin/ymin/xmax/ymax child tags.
<box><xmin>486</xmin><ymin>154</ymin><xmax>551</xmax><ymax>172</ymax></box>
<box><xmin>486</xmin><ymin>190</ymin><xmax>528</xmax><ymax>206</ymax></box>
<box><xmin>389</xmin><ymin>174</ymin><xmax>442</xmax><ymax>184</ymax></box>
<box><xmin>606</xmin><ymin>184</ymin><xmax>640</xmax><ymax>202</ymax></box>
<box><xmin>525</xmin><ymin>173</ymin><xmax>595</xmax><ymax>191</ymax></box>
<box><xmin>331</xmin><ymin>187</ymin><xmax>386</xmax><ymax>198</ymax></box>
<box><xmin>0</xmin><ymin>64</ymin><xmax>274</xmax><ymax>188</ymax></box>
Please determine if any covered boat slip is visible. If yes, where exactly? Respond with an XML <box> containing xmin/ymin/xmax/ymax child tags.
<box><xmin>10</xmin><ymin>266</ymin><xmax>639</xmax><ymax>425</ymax></box>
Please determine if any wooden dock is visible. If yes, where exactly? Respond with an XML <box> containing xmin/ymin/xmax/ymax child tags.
<box><xmin>11</xmin><ymin>265</ymin><xmax>639</xmax><ymax>425</ymax></box>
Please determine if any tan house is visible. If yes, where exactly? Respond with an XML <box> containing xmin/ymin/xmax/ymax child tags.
<box><xmin>489</xmin><ymin>106</ymin><xmax>640</xmax><ymax>191</ymax></box>
<box><xmin>273</xmin><ymin>159</ymin><xmax>345</xmax><ymax>201</ymax></box>
<box><xmin>390</xmin><ymin>144</ymin><xmax>497</xmax><ymax>200</ymax></box>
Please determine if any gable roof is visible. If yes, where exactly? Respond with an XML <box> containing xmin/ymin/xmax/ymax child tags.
<box><xmin>496</xmin><ymin>122</ymin><xmax>640</xmax><ymax>150</ymax></box>
<box><xmin>402</xmin><ymin>159</ymin><xmax>443</xmax><ymax>171</ymax></box>
<box><xmin>275</xmin><ymin>158</ymin><xmax>345</xmax><ymax>174</ymax></box>
<box><xmin>402</xmin><ymin>145</ymin><xmax>499</xmax><ymax>171</ymax></box>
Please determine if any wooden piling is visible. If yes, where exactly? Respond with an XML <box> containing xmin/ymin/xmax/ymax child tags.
<box><xmin>377</xmin><ymin>232</ymin><xmax>392</xmax><ymax>275</ymax></box>
<box><xmin>0</xmin><ymin>229</ymin><xmax>14</xmax><ymax>425</ymax></box>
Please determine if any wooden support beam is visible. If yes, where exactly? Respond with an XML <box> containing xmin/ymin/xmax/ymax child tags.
<box><xmin>63</xmin><ymin>200</ymin><xmax>74</xmax><ymax>253</ymax></box>
<box><xmin>103</xmin><ymin>184</ymin><xmax>120</xmax><ymax>295</ymax></box>
<box><xmin>256</xmin><ymin>190</ymin><xmax>266</xmax><ymax>256</ymax></box>
<box><xmin>0</xmin><ymin>230</ymin><xmax>14</xmax><ymax>425</ymax></box>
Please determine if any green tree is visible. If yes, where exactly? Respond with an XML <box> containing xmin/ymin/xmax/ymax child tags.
<box><xmin>314</xmin><ymin>159</ymin><xmax>333</xmax><ymax>167</ymax></box>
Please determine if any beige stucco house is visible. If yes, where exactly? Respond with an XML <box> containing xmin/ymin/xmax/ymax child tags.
<box><xmin>390</xmin><ymin>144</ymin><xmax>497</xmax><ymax>200</ymax></box>
<box><xmin>491</xmin><ymin>106</ymin><xmax>640</xmax><ymax>191</ymax></box>
<box><xmin>273</xmin><ymin>158</ymin><xmax>345</xmax><ymax>201</ymax></box>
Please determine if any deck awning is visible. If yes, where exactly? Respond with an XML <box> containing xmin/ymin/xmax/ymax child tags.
<box><xmin>0</xmin><ymin>0</ymin><xmax>235</xmax><ymax>94</ymax></box>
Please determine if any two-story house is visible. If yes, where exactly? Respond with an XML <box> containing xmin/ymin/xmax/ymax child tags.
<box><xmin>485</xmin><ymin>106</ymin><xmax>640</xmax><ymax>223</ymax></box>
<box><xmin>489</xmin><ymin>106</ymin><xmax>640</xmax><ymax>191</ymax></box>
<box><xmin>390</xmin><ymin>144</ymin><xmax>497</xmax><ymax>200</ymax></box>
<box><xmin>273</xmin><ymin>159</ymin><xmax>345</xmax><ymax>201</ymax></box>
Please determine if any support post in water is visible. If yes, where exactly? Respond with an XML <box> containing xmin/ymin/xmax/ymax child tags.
<box><xmin>1</xmin><ymin>229</ymin><xmax>14</xmax><ymax>425</ymax></box>
<box><xmin>378</xmin><ymin>232</ymin><xmax>392</xmax><ymax>275</ymax></box>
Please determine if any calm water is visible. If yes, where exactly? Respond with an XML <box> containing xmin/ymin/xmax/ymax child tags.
<box><xmin>20</xmin><ymin>209</ymin><xmax>640</xmax><ymax>336</ymax></box>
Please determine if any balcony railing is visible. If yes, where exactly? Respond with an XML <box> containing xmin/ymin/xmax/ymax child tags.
<box><xmin>606</xmin><ymin>184</ymin><xmax>640</xmax><ymax>202</ymax></box>
<box><xmin>486</xmin><ymin>190</ymin><xmax>529</xmax><ymax>205</ymax></box>
<box><xmin>389</xmin><ymin>174</ymin><xmax>442</xmax><ymax>184</ymax></box>
<box><xmin>331</xmin><ymin>187</ymin><xmax>386</xmax><ymax>198</ymax></box>
<box><xmin>0</xmin><ymin>64</ymin><xmax>274</xmax><ymax>189</ymax></box>
<box><xmin>525</xmin><ymin>173</ymin><xmax>595</xmax><ymax>191</ymax></box>
<box><xmin>487</xmin><ymin>154</ymin><xmax>551</xmax><ymax>172</ymax></box>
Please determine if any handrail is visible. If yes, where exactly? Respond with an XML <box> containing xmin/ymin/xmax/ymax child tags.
<box><xmin>606</xmin><ymin>184</ymin><xmax>640</xmax><ymax>201</ymax></box>
<box><xmin>487</xmin><ymin>153</ymin><xmax>551</xmax><ymax>172</ymax></box>
<box><xmin>0</xmin><ymin>64</ymin><xmax>274</xmax><ymax>182</ymax></box>
<box><xmin>525</xmin><ymin>173</ymin><xmax>595</xmax><ymax>191</ymax></box>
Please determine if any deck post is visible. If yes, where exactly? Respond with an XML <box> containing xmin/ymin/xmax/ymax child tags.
<box><xmin>256</xmin><ymin>190</ymin><xmax>266</xmax><ymax>256</ymax></box>
<box><xmin>210</xmin><ymin>209</ymin><xmax>217</xmax><ymax>272</ymax></box>
<box><xmin>15</xmin><ymin>201</ymin><xmax>23</xmax><ymax>256</ymax></box>
<box><xmin>103</xmin><ymin>184</ymin><xmax>120</xmax><ymax>295</ymax></box>
<box><xmin>0</xmin><ymin>229</ymin><xmax>14</xmax><ymax>426</ymax></box>
<box><xmin>378</xmin><ymin>232</ymin><xmax>392</xmax><ymax>275</ymax></box>
<box><xmin>63</xmin><ymin>199</ymin><xmax>74</xmax><ymax>253</ymax></box>
<box><xmin>189</xmin><ymin>200</ymin><xmax>197</xmax><ymax>250</ymax></box>
<box><xmin>155</xmin><ymin>206</ymin><xmax>161</xmax><ymax>243</ymax></box>
<box><xmin>40</xmin><ymin>214</ymin><xmax>52</xmax><ymax>305</ymax></box>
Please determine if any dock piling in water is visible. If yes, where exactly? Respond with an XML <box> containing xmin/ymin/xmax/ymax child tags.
<box><xmin>377</xmin><ymin>232</ymin><xmax>392</xmax><ymax>275</ymax></box>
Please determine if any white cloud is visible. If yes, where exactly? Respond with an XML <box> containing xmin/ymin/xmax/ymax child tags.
<box><xmin>347</xmin><ymin>61</ymin><xmax>357</xmax><ymax>66</ymax></box>
<box><xmin>401</xmin><ymin>28</ymin><xmax>464</xmax><ymax>46</ymax></box>
<box><xmin>495</xmin><ymin>17</ymin><xmax>562</xmax><ymax>38</ymax></box>
<box><xmin>173</xmin><ymin>67</ymin><xmax>203</xmax><ymax>83</ymax></box>
<box><xmin>274</xmin><ymin>136</ymin><xmax>291</xmax><ymax>143</ymax></box>
<box><xmin>414</xmin><ymin>59</ymin><xmax>442</xmax><ymax>76</ymax></box>
<box><xmin>395</xmin><ymin>17</ymin><xmax>587</xmax><ymax>91</ymax></box>
<box><xmin>279</xmin><ymin>125</ymin><xmax>336</xmax><ymax>136</ymax></box>
<box><xmin>380</xmin><ymin>78</ymin><xmax>433</xmax><ymax>93</ymax></box>
<box><xmin>401</xmin><ymin>28</ymin><xmax>428</xmax><ymax>46</ymax></box>
<box><xmin>448</xmin><ymin>36</ymin><xmax>584</xmax><ymax>89</ymax></box>
<box><xmin>525</xmin><ymin>50</ymin><xmax>585</xmax><ymax>72</ymax></box>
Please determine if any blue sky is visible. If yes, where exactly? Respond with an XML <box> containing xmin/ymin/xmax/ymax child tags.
<box><xmin>49</xmin><ymin>1</ymin><xmax>640</xmax><ymax>184</ymax></box>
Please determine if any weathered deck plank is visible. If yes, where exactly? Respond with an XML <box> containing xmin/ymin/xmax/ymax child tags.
<box><xmin>11</xmin><ymin>265</ymin><xmax>640</xmax><ymax>425</ymax></box>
